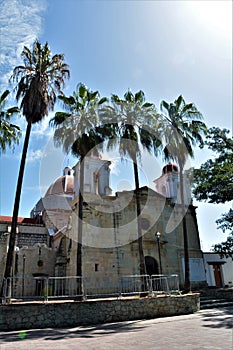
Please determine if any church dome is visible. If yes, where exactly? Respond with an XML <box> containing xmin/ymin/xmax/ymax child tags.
<box><xmin>45</xmin><ymin>173</ymin><xmax>74</xmax><ymax>197</ymax></box>
<box><xmin>162</xmin><ymin>163</ymin><xmax>179</xmax><ymax>174</ymax></box>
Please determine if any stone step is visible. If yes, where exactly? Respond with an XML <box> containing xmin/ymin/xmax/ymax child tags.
<box><xmin>200</xmin><ymin>298</ymin><xmax>230</xmax><ymax>304</ymax></box>
<box><xmin>200</xmin><ymin>298</ymin><xmax>233</xmax><ymax>310</ymax></box>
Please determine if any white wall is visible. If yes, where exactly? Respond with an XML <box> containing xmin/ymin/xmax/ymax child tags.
<box><xmin>203</xmin><ymin>253</ymin><xmax>233</xmax><ymax>287</ymax></box>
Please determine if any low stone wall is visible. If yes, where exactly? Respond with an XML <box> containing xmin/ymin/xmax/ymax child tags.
<box><xmin>216</xmin><ymin>289</ymin><xmax>233</xmax><ymax>300</ymax></box>
<box><xmin>200</xmin><ymin>287</ymin><xmax>233</xmax><ymax>300</ymax></box>
<box><xmin>0</xmin><ymin>294</ymin><xmax>200</xmax><ymax>331</ymax></box>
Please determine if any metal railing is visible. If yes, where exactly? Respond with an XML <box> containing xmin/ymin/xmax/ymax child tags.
<box><xmin>120</xmin><ymin>275</ymin><xmax>151</xmax><ymax>296</ymax></box>
<box><xmin>1</xmin><ymin>274</ymin><xmax>180</xmax><ymax>302</ymax></box>
<box><xmin>167</xmin><ymin>274</ymin><xmax>180</xmax><ymax>294</ymax></box>
<box><xmin>150</xmin><ymin>275</ymin><xmax>169</xmax><ymax>294</ymax></box>
<box><xmin>47</xmin><ymin>276</ymin><xmax>83</xmax><ymax>298</ymax></box>
<box><xmin>83</xmin><ymin>275</ymin><xmax>120</xmax><ymax>298</ymax></box>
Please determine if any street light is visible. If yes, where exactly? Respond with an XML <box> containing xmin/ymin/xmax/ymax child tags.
<box><xmin>156</xmin><ymin>232</ymin><xmax>163</xmax><ymax>275</ymax></box>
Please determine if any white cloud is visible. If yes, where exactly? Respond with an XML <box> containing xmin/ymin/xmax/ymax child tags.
<box><xmin>27</xmin><ymin>149</ymin><xmax>44</xmax><ymax>163</ymax></box>
<box><xmin>0</xmin><ymin>0</ymin><xmax>47</xmax><ymax>89</ymax></box>
<box><xmin>31</xmin><ymin>115</ymin><xmax>54</xmax><ymax>138</ymax></box>
<box><xmin>0</xmin><ymin>0</ymin><xmax>55</xmax><ymax>146</ymax></box>
<box><xmin>1</xmin><ymin>146</ymin><xmax>45</xmax><ymax>163</ymax></box>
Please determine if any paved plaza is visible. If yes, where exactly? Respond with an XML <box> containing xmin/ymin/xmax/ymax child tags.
<box><xmin>0</xmin><ymin>307</ymin><xmax>232</xmax><ymax>350</ymax></box>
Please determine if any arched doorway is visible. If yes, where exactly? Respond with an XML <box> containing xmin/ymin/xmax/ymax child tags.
<box><xmin>145</xmin><ymin>256</ymin><xmax>159</xmax><ymax>276</ymax></box>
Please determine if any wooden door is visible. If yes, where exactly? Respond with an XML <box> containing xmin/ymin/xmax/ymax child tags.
<box><xmin>213</xmin><ymin>264</ymin><xmax>223</xmax><ymax>288</ymax></box>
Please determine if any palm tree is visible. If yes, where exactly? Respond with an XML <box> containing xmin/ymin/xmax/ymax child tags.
<box><xmin>0</xmin><ymin>89</ymin><xmax>21</xmax><ymax>153</ymax></box>
<box><xmin>1</xmin><ymin>40</ymin><xmax>69</xmax><ymax>299</ymax></box>
<box><xmin>50</xmin><ymin>83</ymin><xmax>108</xmax><ymax>297</ymax></box>
<box><xmin>109</xmin><ymin>90</ymin><xmax>162</xmax><ymax>278</ymax></box>
<box><xmin>160</xmin><ymin>95</ymin><xmax>207</xmax><ymax>292</ymax></box>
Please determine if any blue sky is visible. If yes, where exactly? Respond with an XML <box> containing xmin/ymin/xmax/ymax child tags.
<box><xmin>0</xmin><ymin>0</ymin><xmax>232</xmax><ymax>251</ymax></box>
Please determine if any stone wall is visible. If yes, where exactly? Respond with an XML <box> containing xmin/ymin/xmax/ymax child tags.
<box><xmin>216</xmin><ymin>289</ymin><xmax>233</xmax><ymax>300</ymax></box>
<box><xmin>201</xmin><ymin>287</ymin><xmax>233</xmax><ymax>300</ymax></box>
<box><xmin>13</xmin><ymin>245</ymin><xmax>56</xmax><ymax>297</ymax></box>
<box><xmin>0</xmin><ymin>232</ymin><xmax>8</xmax><ymax>285</ymax></box>
<box><xmin>0</xmin><ymin>220</ymin><xmax>53</xmax><ymax>294</ymax></box>
<box><xmin>0</xmin><ymin>294</ymin><xmax>200</xmax><ymax>331</ymax></box>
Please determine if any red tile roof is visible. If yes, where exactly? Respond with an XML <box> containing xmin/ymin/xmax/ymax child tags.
<box><xmin>0</xmin><ymin>216</ymin><xmax>37</xmax><ymax>224</ymax></box>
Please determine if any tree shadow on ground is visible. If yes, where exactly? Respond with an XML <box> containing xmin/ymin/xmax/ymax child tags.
<box><xmin>0</xmin><ymin>320</ymin><xmax>146</xmax><ymax>343</ymax></box>
<box><xmin>200</xmin><ymin>307</ymin><xmax>233</xmax><ymax>329</ymax></box>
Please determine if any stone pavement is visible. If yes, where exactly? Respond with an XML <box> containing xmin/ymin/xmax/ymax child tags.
<box><xmin>0</xmin><ymin>307</ymin><xmax>232</xmax><ymax>350</ymax></box>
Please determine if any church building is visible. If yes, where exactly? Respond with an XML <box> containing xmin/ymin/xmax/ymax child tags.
<box><xmin>31</xmin><ymin>153</ymin><xmax>206</xmax><ymax>292</ymax></box>
<box><xmin>1</xmin><ymin>153</ymin><xmax>207</xmax><ymax>299</ymax></box>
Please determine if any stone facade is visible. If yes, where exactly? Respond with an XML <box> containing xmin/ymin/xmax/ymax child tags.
<box><xmin>0</xmin><ymin>228</ymin><xmax>8</xmax><ymax>289</ymax></box>
<box><xmin>59</xmin><ymin>186</ymin><xmax>206</xmax><ymax>290</ymax></box>
<box><xmin>0</xmin><ymin>217</ymin><xmax>55</xmax><ymax>297</ymax></box>
<box><xmin>45</xmin><ymin>157</ymin><xmax>207</xmax><ymax>291</ymax></box>
<box><xmin>13</xmin><ymin>244</ymin><xmax>56</xmax><ymax>297</ymax></box>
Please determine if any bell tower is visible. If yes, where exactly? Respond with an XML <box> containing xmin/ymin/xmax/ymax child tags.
<box><xmin>154</xmin><ymin>163</ymin><xmax>179</xmax><ymax>203</ymax></box>
<box><xmin>73</xmin><ymin>154</ymin><xmax>112</xmax><ymax>197</ymax></box>
<box><xmin>63</xmin><ymin>166</ymin><xmax>74</xmax><ymax>177</ymax></box>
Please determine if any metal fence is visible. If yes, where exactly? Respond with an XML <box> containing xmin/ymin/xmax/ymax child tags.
<box><xmin>150</xmin><ymin>275</ymin><xmax>169</xmax><ymax>294</ymax></box>
<box><xmin>167</xmin><ymin>274</ymin><xmax>180</xmax><ymax>294</ymax></box>
<box><xmin>48</xmin><ymin>276</ymin><xmax>83</xmax><ymax>298</ymax></box>
<box><xmin>1</xmin><ymin>274</ymin><xmax>180</xmax><ymax>302</ymax></box>
<box><xmin>83</xmin><ymin>275</ymin><xmax>120</xmax><ymax>298</ymax></box>
<box><xmin>120</xmin><ymin>275</ymin><xmax>151</xmax><ymax>296</ymax></box>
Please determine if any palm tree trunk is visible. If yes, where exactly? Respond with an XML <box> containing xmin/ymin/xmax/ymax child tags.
<box><xmin>1</xmin><ymin>121</ymin><xmax>32</xmax><ymax>300</ymax></box>
<box><xmin>180</xmin><ymin>169</ymin><xmax>191</xmax><ymax>293</ymax></box>
<box><xmin>76</xmin><ymin>154</ymin><xmax>84</xmax><ymax>299</ymax></box>
<box><xmin>133</xmin><ymin>159</ymin><xmax>146</xmax><ymax>276</ymax></box>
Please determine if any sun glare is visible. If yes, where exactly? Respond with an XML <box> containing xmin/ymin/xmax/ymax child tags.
<box><xmin>189</xmin><ymin>0</ymin><xmax>232</xmax><ymax>36</ymax></box>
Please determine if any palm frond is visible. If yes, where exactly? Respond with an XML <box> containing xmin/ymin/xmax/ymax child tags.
<box><xmin>10</xmin><ymin>40</ymin><xmax>70</xmax><ymax>124</ymax></box>
<box><xmin>0</xmin><ymin>89</ymin><xmax>21</xmax><ymax>153</ymax></box>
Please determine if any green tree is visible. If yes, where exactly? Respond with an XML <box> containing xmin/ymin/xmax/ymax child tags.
<box><xmin>0</xmin><ymin>89</ymin><xmax>21</xmax><ymax>153</ymax></box>
<box><xmin>1</xmin><ymin>40</ymin><xmax>69</xmax><ymax>299</ymax></box>
<box><xmin>193</xmin><ymin>127</ymin><xmax>233</xmax><ymax>257</ymax></box>
<box><xmin>160</xmin><ymin>95</ymin><xmax>207</xmax><ymax>292</ymax></box>
<box><xmin>193</xmin><ymin>127</ymin><xmax>233</xmax><ymax>203</ymax></box>
<box><xmin>50</xmin><ymin>83</ymin><xmax>108</xmax><ymax>297</ymax></box>
<box><xmin>214</xmin><ymin>209</ymin><xmax>233</xmax><ymax>258</ymax></box>
<box><xmin>110</xmin><ymin>90</ymin><xmax>162</xmax><ymax>277</ymax></box>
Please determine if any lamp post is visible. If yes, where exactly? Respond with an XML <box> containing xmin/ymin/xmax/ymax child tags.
<box><xmin>156</xmin><ymin>232</ymin><xmax>163</xmax><ymax>275</ymax></box>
